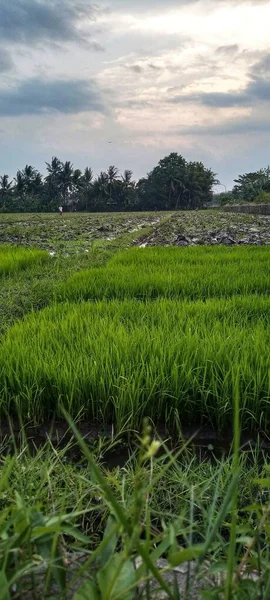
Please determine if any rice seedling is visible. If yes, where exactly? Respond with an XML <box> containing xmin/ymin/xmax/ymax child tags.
<box><xmin>0</xmin><ymin>296</ymin><xmax>269</xmax><ymax>433</ymax></box>
<box><xmin>0</xmin><ymin>244</ymin><xmax>49</xmax><ymax>277</ymax></box>
<box><xmin>57</xmin><ymin>246</ymin><xmax>270</xmax><ymax>302</ymax></box>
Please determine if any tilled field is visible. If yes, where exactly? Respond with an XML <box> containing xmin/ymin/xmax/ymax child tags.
<box><xmin>0</xmin><ymin>212</ymin><xmax>168</xmax><ymax>255</ymax></box>
<box><xmin>134</xmin><ymin>210</ymin><xmax>270</xmax><ymax>247</ymax></box>
<box><xmin>1</xmin><ymin>211</ymin><xmax>270</xmax><ymax>257</ymax></box>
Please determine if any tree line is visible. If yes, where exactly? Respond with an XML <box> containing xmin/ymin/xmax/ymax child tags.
<box><xmin>0</xmin><ymin>153</ymin><xmax>217</xmax><ymax>213</ymax></box>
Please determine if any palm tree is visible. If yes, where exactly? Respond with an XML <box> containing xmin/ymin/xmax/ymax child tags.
<box><xmin>121</xmin><ymin>170</ymin><xmax>135</xmax><ymax>209</ymax></box>
<box><xmin>60</xmin><ymin>161</ymin><xmax>74</xmax><ymax>205</ymax></box>
<box><xmin>83</xmin><ymin>167</ymin><xmax>93</xmax><ymax>211</ymax></box>
<box><xmin>107</xmin><ymin>165</ymin><xmax>119</xmax><ymax>201</ymax></box>
<box><xmin>95</xmin><ymin>171</ymin><xmax>109</xmax><ymax>202</ymax></box>
<box><xmin>0</xmin><ymin>174</ymin><xmax>12</xmax><ymax>210</ymax></box>
<box><xmin>122</xmin><ymin>169</ymin><xmax>133</xmax><ymax>188</ymax></box>
<box><xmin>14</xmin><ymin>170</ymin><xmax>25</xmax><ymax>196</ymax></box>
<box><xmin>71</xmin><ymin>169</ymin><xmax>83</xmax><ymax>210</ymax></box>
<box><xmin>0</xmin><ymin>174</ymin><xmax>12</xmax><ymax>195</ymax></box>
<box><xmin>45</xmin><ymin>157</ymin><xmax>62</xmax><ymax>206</ymax></box>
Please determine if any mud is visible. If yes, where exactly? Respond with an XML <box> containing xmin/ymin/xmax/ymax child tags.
<box><xmin>134</xmin><ymin>211</ymin><xmax>270</xmax><ymax>247</ymax></box>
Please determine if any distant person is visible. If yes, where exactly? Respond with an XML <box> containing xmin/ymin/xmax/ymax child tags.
<box><xmin>59</xmin><ymin>206</ymin><xmax>63</xmax><ymax>216</ymax></box>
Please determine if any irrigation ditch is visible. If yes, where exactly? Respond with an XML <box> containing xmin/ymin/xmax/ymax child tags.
<box><xmin>2</xmin><ymin>419</ymin><xmax>270</xmax><ymax>468</ymax></box>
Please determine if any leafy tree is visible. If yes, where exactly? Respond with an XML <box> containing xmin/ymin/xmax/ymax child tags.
<box><xmin>233</xmin><ymin>168</ymin><xmax>270</xmax><ymax>202</ymax></box>
<box><xmin>137</xmin><ymin>153</ymin><xmax>216</xmax><ymax>210</ymax></box>
<box><xmin>213</xmin><ymin>192</ymin><xmax>235</xmax><ymax>206</ymax></box>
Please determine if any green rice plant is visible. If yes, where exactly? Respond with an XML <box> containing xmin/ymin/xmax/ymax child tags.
<box><xmin>0</xmin><ymin>245</ymin><xmax>49</xmax><ymax>277</ymax></box>
<box><xmin>57</xmin><ymin>246</ymin><xmax>270</xmax><ymax>302</ymax></box>
<box><xmin>0</xmin><ymin>296</ymin><xmax>270</xmax><ymax>433</ymax></box>
<box><xmin>110</xmin><ymin>245</ymin><xmax>270</xmax><ymax>268</ymax></box>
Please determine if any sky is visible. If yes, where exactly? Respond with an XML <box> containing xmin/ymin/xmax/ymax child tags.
<box><xmin>0</xmin><ymin>0</ymin><xmax>269</xmax><ymax>189</ymax></box>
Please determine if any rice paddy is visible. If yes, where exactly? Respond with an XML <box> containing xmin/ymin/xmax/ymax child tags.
<box><xmin>0</xmin><ymin>244</ymin><xmax>48</xmax><ymax>276</ymax></box>
<box><xmin>58</xmin><ymin>246</ymin><xmax>270</xmax><ymax>301</ymax></box>
<box><xmin>1</xmin><ymin>211</ymin><xmax>270</xmax><ymax>597</ymax></box>
<box><xmin>0</xmin><ymin>241</ymin><xmax>270</xmax><ymax>434</ymax></box>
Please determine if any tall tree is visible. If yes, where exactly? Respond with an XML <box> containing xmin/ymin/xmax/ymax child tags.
<box><xmin>0</xmin><ymin>174</ymin><xmax>12</xmax><ymax>211</ymax></box>
<box><xmin>82</xmin><ymin>167</ymin><xmax>93</xmax><ymax>211</ymax></box>
<box><xmin>121</xmin><ymin>170</ymin><xmax>136</xmax><ymax>210</ymax></box>
<box><xmin>137</xmin><ymin>153</ymin><xmax>216</xmax><ymax>210</ymax></box>
<box><xmin>107</xmin><ymin>165</ymin><xmax>119</xmax><ymax>204</ymax></box>
<box><xmin>60</xmin><ymin>161</ymin><xmax>74</xmax><ymax>206</ymax></box>
<box><xmin>45</xmin><ymin>157</ymin><xmax>62</xmax><ymax>207</ymax></box>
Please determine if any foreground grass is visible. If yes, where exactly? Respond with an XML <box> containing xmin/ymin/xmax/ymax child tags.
<box><xmin>1</xmin><ymin>421</ymin><xmax>270</xmax><ymax>599</ymax></box>
<box><xmin>58</xmin><ymin>246</ymin><xmax>270</xmax><ymax>301</ymax></box>
<box><xmin>1</xmin><ymin>296</ymin><xmax>269</xmax><ymax>432</ymax></box>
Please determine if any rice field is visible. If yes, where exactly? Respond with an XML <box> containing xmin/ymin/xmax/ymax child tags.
<box><xmin>0</xmin><ymin>245</ymin><xmax>49</xmax><ymax>276</ymax></box>
<box><xmin>0</xmin><ymin>226</ymin><xmax>270</xmax><ymax>435</ymax></box>
<box><xmin>58</xmin><ymin>246</ymin><xmax>270</xmax><ymax>301</ymax></box>
<box><xmin>0</xmin><ymin>294</ymin><xmax>270</xmax><ymax>432</ymax></box>
<box><xmin>1</xmin><ymin>213</ymin><xmax>270</xmax><ymax>596</ymax></box>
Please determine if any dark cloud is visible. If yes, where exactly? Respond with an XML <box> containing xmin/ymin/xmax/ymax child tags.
<box><xmin>252</xmin><ymin>53</ymin><xmax>270</xmax><ymax>77</ymax></box>
<box><xmin>130</xmin><ymin>65</ymin><xmax>144</xmax><ymax>73</ymax></box>
<box><xmin>148</xmin><ymin>63</ymin><xmax>162</xmax><ymax>71</ymax></box>
<box><xmin>215</xmin><ymin>44</ymin><xmax>239</xmax><ymax>55</ymax></box>
<box><xmin>0</xmin><ymin>0</ymin><xmax>99</xmax><ymax>46</ymax></box>
<box><xmin>169</xmin><ymin>90</ymin><xmax>249</xmax><ymax>107</ymax></box>
<box><xmin>176</xmin><ymin>117</ymin><xmax>270</xmax><ymax>137</ymax></box>
<box><xmin>168</xmin><ymin>53</ymin><xmax>270</xmax><ymax>108</ymax></box>
<box><xmin>0</xmin><ymin>78</ymin><xmax>105</xmax><ymax>116</ymax></box>
<box><xmin>0</xmin><ymin>48</ymin><xmax>13</xmax><ymax>72</ymax></box>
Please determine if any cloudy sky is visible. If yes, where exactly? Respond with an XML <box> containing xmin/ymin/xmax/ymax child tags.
<box><xmin>0</xmin><ymin>0</ymin><xmax>269</xmax><ymax>188</ymax></box>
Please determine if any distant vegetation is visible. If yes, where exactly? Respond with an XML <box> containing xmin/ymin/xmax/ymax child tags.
<box><xmin>0</xmin><ymin>153</ymin><xmax>217</xmax><ymax>213</ymax></box>
<box><xmin>215</xmin><ymin>166</ymin><xmax>270</xmax><ymax>205</ymax></box>
<box><xmin>1</xmin><ymin>153</ymin><xmax>269</xmax><ymax>214</ymax></box>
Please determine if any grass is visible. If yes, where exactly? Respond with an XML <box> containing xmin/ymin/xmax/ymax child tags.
<box><xmin>0</xmin><ymin>420</ymin><xmax>270</xmax><ymax>599</ymax></box>
<box><xmin>58</xmin><ymin>246</ymin><xmax>270</xmax><ymax>302</ymax></box>
<box><xmin>0</xmin><ymin>244</ymin><xmax>48</xmax><ymax>277</ymax></box>
<box><xmin>1</xmin><ymin>296</ymin><xmax>269</xmax><ymax>432</ymax></box>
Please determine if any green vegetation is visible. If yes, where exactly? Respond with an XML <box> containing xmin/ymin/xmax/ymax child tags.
<box><xmin>0</xmin><ymin>153</ymin><xmax>216</xmax><ymax>213</ymax></box>
<box><xmin>1</xmin><ymin>296</ymin><xmax>270</xmax><ymax>432</ymax></box>
<box><xmin>58</xmin><ymin>246</ymin><xmax>270</xmax><ymax>301</ymax></box>
<box><xmin>1</xmin><ymin>212</ymin><xmax>270</xmax><ymax>598</ymax></box>
<box><xmin>0</xmin><ymin>213</ymin><xmax>167</xmax><ymax>336</ymax></box>
<box><xmin>0</xmin><ymin>245</ymin><xmax>48</xmax><ymax>277</ymax></box>
<box><xmin>232</xmin><ymin>167</ymin><xmax>270</xmax><ymax>203</ymax></box>
<box><xmin>1</xmin><ymin>422</ymin><xmax>270</xmax><ymax>598</ymax></box>
<box><xmin>1</xmin><ymin>245</ymin><xmax>270</xmax><ymax>434</ymax></box>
